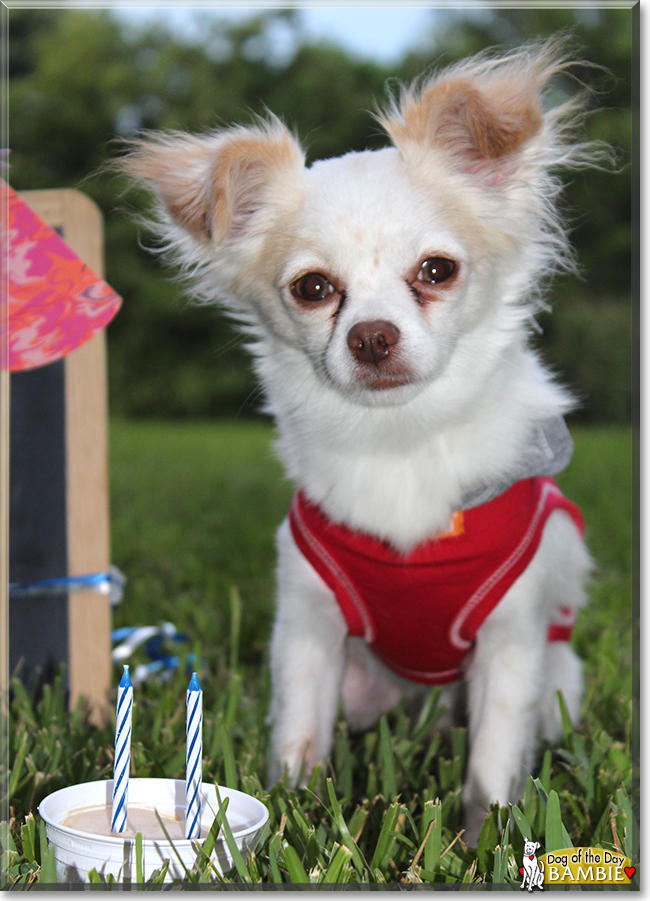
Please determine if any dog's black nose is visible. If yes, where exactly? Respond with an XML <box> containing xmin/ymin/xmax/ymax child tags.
<box><xmin>347</xmin><ymin>320</ymin><xmax>400</xmax><ymax>366</ymax></box>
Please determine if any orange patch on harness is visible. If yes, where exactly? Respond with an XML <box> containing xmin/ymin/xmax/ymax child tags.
<box><xmin>435</xmin><ymin>510</ymin><xmax>465</xmax><ymax>539</ymax></box>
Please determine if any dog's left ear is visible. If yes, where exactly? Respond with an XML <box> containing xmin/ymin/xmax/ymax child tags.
<box><xmin>379</xmin><ymin>42</ymin><xmax>566</xmax><ymax>184</ymax></box>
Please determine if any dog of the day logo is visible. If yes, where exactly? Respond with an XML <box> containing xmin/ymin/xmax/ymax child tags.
<box><xmin>519</xmin><ymin>839</ymin><xmax>544</xmax><ymax>891</ymax></box>
<box><xmin>519</xmin><ymin>841</ymin><xmax>635</xmax><ymax>888</ymax></box>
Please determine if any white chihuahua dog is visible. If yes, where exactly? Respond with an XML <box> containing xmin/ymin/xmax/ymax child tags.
<box><xmin>123</xmin><ymin>40</ymin><xmax>600</xmax><ymax>843</ymax></box>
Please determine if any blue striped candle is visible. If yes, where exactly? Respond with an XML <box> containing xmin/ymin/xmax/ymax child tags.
<box><xmin>185</xmin><ymin>672</ymin><xmax>203</xmax><ymax>840</ymax></box>
<box><xmin>111</xmin><ymin>665</ymin><xmax>133</xmax><ymax>833</ymax></box>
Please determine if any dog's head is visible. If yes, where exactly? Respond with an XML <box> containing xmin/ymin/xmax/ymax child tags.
<box><xmin>122</xmin><ymin>40</ymin><xmax>600</xmax><ymax>408</ymax></box>
<box><xmin>523</xmin><ymin>839</ymin><xmax>541</xmax><ymax>857</ymax></box>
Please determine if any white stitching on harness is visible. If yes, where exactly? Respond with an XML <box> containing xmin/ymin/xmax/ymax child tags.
<box><xmin>449</xmin><ymin>480</ymin><xmax>561</xmax><ymax>650</ymax></box>
<box><xmin>291</xmin><ymin>495</ymin><xmax>376</xmax><ymax>643</ymax></box>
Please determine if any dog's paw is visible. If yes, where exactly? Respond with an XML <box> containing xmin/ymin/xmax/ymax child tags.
<box><xmin>268</xmin><ymin>736</ymin><xmax>318</xmax><ymax>789</ymax></box>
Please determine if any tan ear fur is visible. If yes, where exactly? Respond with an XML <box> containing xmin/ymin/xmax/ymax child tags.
<box><xmin>209</xmin><ymin>128</ymin><xmax>303</xmax><ymax>242</ymax></box>
<box><xmin>396</xmin><ymin>77</ymin><xmax>543</xmax><ymax>162</ymax></box>
<box><xmin>378</xmin><ymin>42</ymin><xmax>569</xmax><ymax>176</ymax></box>
<box><xmin>121</xmin><ymin>119</ymin><xmax>304</xmax><ymax>243</ymax></box>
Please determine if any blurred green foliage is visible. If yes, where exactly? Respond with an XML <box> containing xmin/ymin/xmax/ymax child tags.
<box><xmin>7</xmin><ymin>7</ymin><xmax>634</xmax><ymax>421</ymax></box>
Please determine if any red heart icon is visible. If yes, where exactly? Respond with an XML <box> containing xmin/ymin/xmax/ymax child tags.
<box><xmin>625</xmin><ymin>866</ymin><xmax>635</xmax><ymax>879</ymax></box>
<box><xmin>519</xmin><ymin>867</ymin><xmax>524</xmax><ymax>876</ymax></box>
<box><xmin>529</xmin><ymin>855</ymin><xmax>535</xmax><ymax>859</ymax></box>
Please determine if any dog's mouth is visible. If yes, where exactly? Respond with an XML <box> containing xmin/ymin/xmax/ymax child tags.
<box><xmin>360</xmin><ymin>372</ymin><xmax>412</xmax><ymax>391</ymax></box>
<box><xmin>320</xmin><ymin>359</ymin><xmax>418</xmax><ymax>405</ymax></box>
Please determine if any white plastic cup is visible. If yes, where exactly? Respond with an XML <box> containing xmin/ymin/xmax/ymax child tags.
<box><xmin>38</xmin><ymin>778</ymin><xmax>269</xmax><ymax>884</ymax></box>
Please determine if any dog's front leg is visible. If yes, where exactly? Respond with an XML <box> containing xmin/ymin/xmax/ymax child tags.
<box><xmin>461</xmin><ymin>563</ymin><xmax>549</xmax><ymax>845</ymax></box>
<box><xmin>267</xmin><ymin>519</ymin><xmax>348</xmax><ymax>786</ymax></box>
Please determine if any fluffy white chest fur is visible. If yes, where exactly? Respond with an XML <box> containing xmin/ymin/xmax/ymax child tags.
<box><xmin>123</xmin><ymin>38</ymin><xmax>602</xmax><ymax>844</ymax></box>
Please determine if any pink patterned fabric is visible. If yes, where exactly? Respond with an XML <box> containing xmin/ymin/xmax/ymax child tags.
<box><xmin>1</xmin><ymin>180</ymin><xmax>121</xmax><ymax>371</ymax></box>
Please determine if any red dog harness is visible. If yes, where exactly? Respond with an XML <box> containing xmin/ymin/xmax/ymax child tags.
<box><xmin>288</xmin><ymin>476</ymin><xmax>583</xmax><ymax>684</ymax></box>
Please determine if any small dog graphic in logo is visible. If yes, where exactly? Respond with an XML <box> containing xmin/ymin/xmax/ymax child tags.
<box><xmin>520</xmin><ymin>839</ymin><xmax>544</xmax><ymax>891</ymax></box>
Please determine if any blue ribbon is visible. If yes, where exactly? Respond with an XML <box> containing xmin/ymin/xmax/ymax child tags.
<box><xmin>9</xmin><ymin>565</ymin><xmax>126</xmax><ymax>605</ymax></box>
<box><xmin>111</xmin><ymin>623</ymin><xmax>195</xmax><ymax>685</ymax></box>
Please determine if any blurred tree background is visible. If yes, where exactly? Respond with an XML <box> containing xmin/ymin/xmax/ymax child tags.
<box><xmin>7</xmin><ymin>6</ymin><xmax>634</xmax><ymax>422</ymax></box>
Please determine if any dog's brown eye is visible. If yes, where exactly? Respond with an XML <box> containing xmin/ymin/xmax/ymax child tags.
<box><xmin>417</xmin><ymin>257</ymin><xmax>456</xmax><ymax>285</ymax></box>
<box><xmin>291</xmin><ymin>273</ymin><xmax>334</xmax><ymax>302</ymax></box>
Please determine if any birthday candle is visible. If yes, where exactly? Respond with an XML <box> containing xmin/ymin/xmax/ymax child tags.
<box><xmin>185</xmin><ymin>672</ymin><xmax>203</xmax><ymax>840</ymax></box>
<box><xmin>111</xmin><ymin>665</ymin><xmax>133</xmax><ymax>833</ymax></box>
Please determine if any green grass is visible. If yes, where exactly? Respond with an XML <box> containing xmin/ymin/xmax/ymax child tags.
<box><xmin>108</xmin><ymin>419</ymin><xmax>294</xmax><ymax>669</ymax></box>
<box><xmin>1</xmin><ymin>421</ymin><xmax>636</xmax><ymax>886</ymax></box>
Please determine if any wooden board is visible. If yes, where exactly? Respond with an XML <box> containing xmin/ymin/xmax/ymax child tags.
<box><xmin>9</xmin><ymin>189</ymin><xmax>112</xmax><ymax>722</ymax></box>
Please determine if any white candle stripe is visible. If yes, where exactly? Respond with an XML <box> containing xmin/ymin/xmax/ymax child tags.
<box><xmin>111</xmin><ymin>665</ymin><xmax>133</xmax><ymax>833</ymax></box>
<box><xmin>185</xmin><ymin>672</ymin><xmax>203</xmax><ymax>840</ymax></box>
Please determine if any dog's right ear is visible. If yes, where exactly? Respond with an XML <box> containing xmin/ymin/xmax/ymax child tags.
<box><xmin>377</xmin><ymin>40</ymin><xmax>577</xmax><ymax>186</ymax></box>
<box><xmin>120</xmin><ymin>117</ymin><xmax>305</xmax><ymax>244</ymax></box>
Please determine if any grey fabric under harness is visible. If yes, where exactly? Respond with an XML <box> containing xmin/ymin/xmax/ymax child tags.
<box><xmin>460</xmin><ymin>416</ymin><xmax>574</xmax><ymax>510</ymax></box>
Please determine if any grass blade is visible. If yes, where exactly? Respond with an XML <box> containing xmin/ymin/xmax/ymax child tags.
<box><xmin>199</xmin><ymin>812</ymin><xmax>223</xmax><ymax>863</ymax></box>
<box><xmin>154</xmin><ymin>808</ymin><xmax>192</xmax><ymax>880</ymax></box>
<box><xmin>370</xmin><ymin>799</ymin><xmax>401</xmax><ymax>872</ymax></box>
<box><xmin>423</xmin><ymin>799</ymin><xmax>441</xmax><ymax>874</ymax></box>
<box><xmin>477</xmin><ymin>806</ymin><xmax>499</xmax><ymax>875</ymax></box>
<box><xmin>229</xmin><ymin>586</ymin><xmax>241</xmax><ymax>672</ymax></box>
<box><xmin>326</xmin><ymin>779</ymin><xmax>368</xmax><ymax>876</ymax></box>
<box><xmin>135</xmin><ymin>831</ymin><xmax>144</xmax><ymax>884</ymax></box>
<box><xmin>544</xmin><ymin>790</ymin><xmax>572</xmax><ymax>852</ymax></box>
<box><xmin>511</xmin><ymin>804</ymin><xmax>534</xmax><ymax>842</ymax></box>
<box><xmin>450</xmin><ymin>728</ymin><xmax>466</xmax><ymax>785</ymax></box>
<box><xmin>614</xmin><ymin>786</ymin><xmax>637</xmax><ymax>860</ymax></box>
<box><xmin>539</xmin><ymin>749</ymin><xmax>552</xmax><ymax>792</ymax></box>
<box><xmin>461</xmin><ymin>858</ymin><xmax>478</xmax><ymax>884</ymax></box>
<box><xmin>215</xmin><ymin>788</ymin><xmax>251</xmax><ymax>882</ymax></box>
<box><xmin>218</xmin><ymin>719</ymin><xmax>238</xmax><ymax>791</ymax></box>
<box><xmin>282</xmin><ymin>842</ymin><xmax>309</xmax><ymax>883</ymax></box>
<box><xmin>38</xmin><ymin>813</ymin><xmax>49</xmax><ymax>871</ymax></box>
<box><xmin>334</xmin><ymin>723</ymin><xmax>354</xmax><ymax>802</ymax></box>
<box><xmin>268</xmin><ymin>832</ymin><xmax>284</xmax><ymax>884</ymax></box>
<box><xmin>0</xmin><ymin>821</ymin><xmax>17</xmax><ymax>853</ymax></box>
<box><xmin>557</xmin><ymin>691</ymin><xmax>575</xmax><ymax>752</ymax></box>
<box><xmin>8</xmin><ymin>732</ymin><xmax>29</xmax><ymax>800</ymax></box>
<box><xmin>20</xmin><ymin>813</ymin><xmax>37</xmax><ymax>866</ymax></box>
<box><xmin>412</xmin><ymin>688</ymin><xmax>442</xmax><ymax>742</ymax></box>
<box><xmin>532</xmin><ymin>776</ymin><xmax>548</xmax><ymax>806</ymax></box>
<box><xmin>379</xmin><ymin>716</ymin><xmax>397</xmax><ymax>801</ymax></box>
<box><xmin>39</xmin><ymin>843</ymin><xmax>57</xmax><ymax>884</ymax></box>
<box><xmin>492</xmin><ymin>819</ymin><xmax>510</xmax><ymax>884</ymax></box>
<box><xmin>325</xmin><ymin>843</ymin><xmax>353</xmax><ymax>883</ymax></box>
